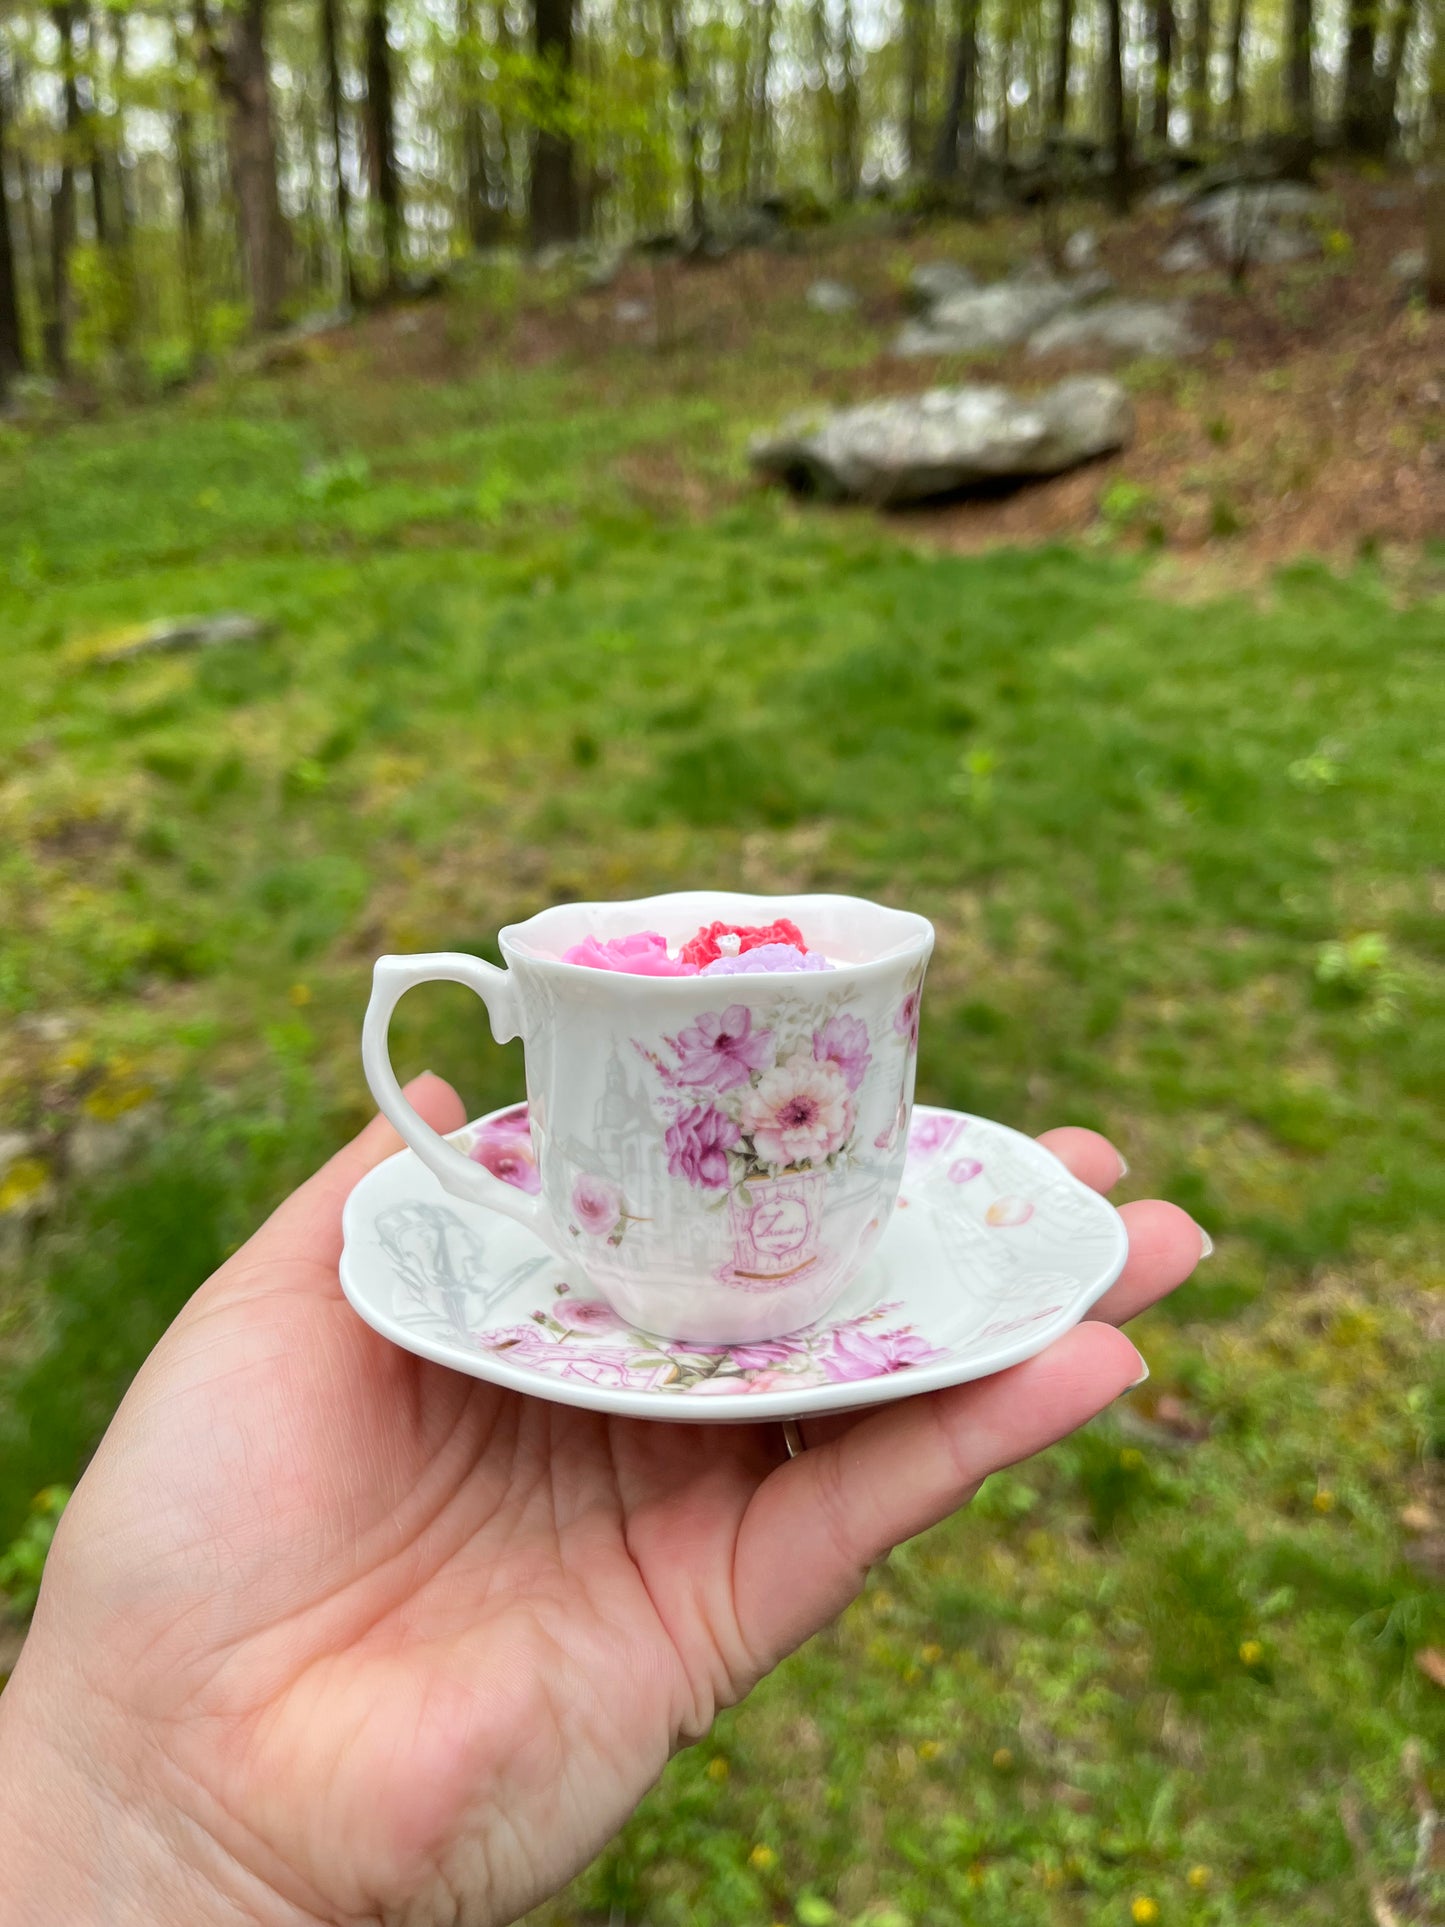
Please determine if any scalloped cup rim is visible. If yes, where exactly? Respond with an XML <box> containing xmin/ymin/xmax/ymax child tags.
<box><xmin>500</xmin><ymin>890</ymin><xmax>935</xmax><ymax>982</ymax></box>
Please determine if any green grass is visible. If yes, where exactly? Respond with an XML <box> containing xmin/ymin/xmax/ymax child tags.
<box><xmin>1</xmin><ymin>283</ymin><xmax>1443</xmax><ymax>1925</ymax></box>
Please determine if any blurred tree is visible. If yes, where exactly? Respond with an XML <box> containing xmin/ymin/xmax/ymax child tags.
<box><xmin>0</xmin><ymin>47</ymin><xmax>21</xmax><ymax>388</ymax></box>
<box><xmin>45</xmin><ymin>1</ymin><xmax>80</xmax><ymax>370</ymax></box>
<box><xmin>529</xmin><ymin>0</ymin><xmax>577</xmax><ymax>244</ymax></box>
<box><xmin>1428</xmin><ymin>0</ymin><xmax>1443</xmax><ymax>305</ymax></box>
<box><xmin>200</xmin><ymin>0</ymin><xmax>290</xmax><ymax>327</ymax></box>
<box><xmin>1101</xmin><ymin>0</ymin><xmax>1128</xmax><ymax>207</ymax></box>
<box><xmin>362</xmin><ymin>0</ymin><xmax>402</xmax><ymax>285</ymax></box>
<box><xmin>1223</xmin><ymin>0</ymin><xmax>1245</xmax><ymax>135</ymax></box>
<box><xmin>934</xmin><ymin>0</ymin><xmax>979</xmax><ymax>179</ymax></box>
<box><xmin>1050</xmin><ymin>0</ymin><xmax>1072</xmax><ymax>129</ymax></box>
<box><xmin>1186</xmin><ymin>0</ymin><xmax>1209</xmax><ymax>139</ymax></box>
<box><xmin>1285</xmin><ymin>0</ymin><xmax>1314</xmax><ymax>155</ymax></box>
<box><xmin>318</xmin><ymin>0</ymin><xmax>355</xmax><ymax>298</ymax></box>
<box><xmin>1150</xmin><ymin>0</ymin><xmax>1174</xmax><ymax>141</ymax></box>
<box><xmin>903</xmin><ymin>0</ymin><xmax>934</xmax><ymax>169</ymax></box>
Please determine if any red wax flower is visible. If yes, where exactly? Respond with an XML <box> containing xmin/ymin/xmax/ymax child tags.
<box><xmin>680</xmin><ymin>918</ymin><xmax>809</xmax><ymax>969</ymax></box>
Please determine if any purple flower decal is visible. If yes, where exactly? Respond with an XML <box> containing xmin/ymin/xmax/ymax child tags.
<box><xmin>669</xmin><ymin>1005</ymin><xmax>775</xmax><ymax>1092</ymax></box>
<box><xmin>823</xmin><ymin>1323</ymin><xmax>943</xmax><ymax>1383</ymax></box>
<box><xmin>664</xmin><ymin>1103</ymin><xmax>741</xmax><ymax>1188</ymax></box>
<box><xmin>894</xmin><ymin>986</ymin><xmax>922</xmax><ymax>1053</ymax></box>
<box><xmin>551</xmin><ymin>1296</ymin><xmax>628</xmax><ymax>1334</ymax></box>
<box><xmin>470</xmin><ymin>1119</ymin><xmax>541</xmax><ymax>1193</ymax></box>
<box><xmin>813</xmin><ymin>1012</ymin><xmax>871</xmax><ymax>1093</ymax></box>
<box><xmin>571</xmin><ymin>1173</ymin><xmax>622</xmax><ymax>1236</ymax></box>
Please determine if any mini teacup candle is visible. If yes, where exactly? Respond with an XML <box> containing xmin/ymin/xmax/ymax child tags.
<box><xmin>362</xmin><ymin>892</ymin><xmax>933</xmax><ymax>1344</ymax></box>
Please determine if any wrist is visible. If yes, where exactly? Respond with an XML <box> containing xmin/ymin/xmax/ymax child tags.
<box><xmin>0</xmin><ymin>1630</ymin><xmax>300</xmax><ymax>1927</ymax></box>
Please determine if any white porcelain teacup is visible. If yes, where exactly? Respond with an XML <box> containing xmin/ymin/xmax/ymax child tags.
<box><xmin>362</xmin><ymin>892</ymin><xmax>933</xmax><ymax>1343</ymax></box>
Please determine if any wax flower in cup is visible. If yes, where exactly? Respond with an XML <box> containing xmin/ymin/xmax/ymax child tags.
<box><xmin>361</xmin><ymin>894</ymin><xmax>933</xmax><ymax>1344</ymax></box>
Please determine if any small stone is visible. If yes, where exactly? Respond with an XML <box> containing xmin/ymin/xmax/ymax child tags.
<box><xmin>1401</xmin><ymin>1503</ymin><xmax>1437</xmax><ymax>1533</ymax></box>
<box><xmin>0</xmin><ymin>1131</ymin><xmax>36</xmax><ymax>1171</ymax></box>
<box><xmin>86</xmin><ymin>614</ymin><xmax>272</xmax><ymax>666</ymax></box>
<box><xmin>1389</xmin><ymin>247</ymin><xmax>1426</xmax><ymax>281</ymax></box>
<box><xmin>613</xmin><ymin>299</ymin><xmax>652</xmax><ymax>325</ymax></box>
<box><xmin>906</xmin><ymin>261</ymin><xmax>978</xmax><ymax>310</ymax></box>
<box><xmin>1062</xmin><ymin>228</ymin><xmax>1099</xmax><ymax>270</ymax></box>
<box><xmin>805</xmin><ymin>278</ymin><xmax>859</xmax><ymax>315</ymax></box>
<box><xmin>1160</xmin><ymin>234</ymin><xmax>1212</xmax><ymax>273</ymax></box>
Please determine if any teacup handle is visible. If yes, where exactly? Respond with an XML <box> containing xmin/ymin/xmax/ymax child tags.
<box><xmin>361</xmin><ymin>952</ymin><xmax>552</xmax><ymax>1242</ymax></box>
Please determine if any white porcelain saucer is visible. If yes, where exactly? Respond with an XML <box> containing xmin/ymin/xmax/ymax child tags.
<box><xmin>340</xmin><ymin>1102</ymin><xmax>1129</xmax><ymax>1424</ymax></box>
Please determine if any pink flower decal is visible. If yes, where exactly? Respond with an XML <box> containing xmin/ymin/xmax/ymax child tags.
<box><xmin>894</xmin><ymin>985</ymin><xmax>922</xmax><ymax>1053</ymax></box>
<box><xmin>740</xmin><ymin>1053</ymin><xmax>851</xmax><ymax>1168</ymax></box>
<box><xmin>948</xmin><ymin>1157</ymin><xmax>983</xmax><ymax>1184</ymax></box>
<box><xmin>813</xmin><ymin>1012</ymin><xmax>871</xmax><ymax>1093</ymax></box>
<box><xmin>571</xmin><ymin>1173</ymin><xmax>623</xmax><ymax>1237</ymax></box>
<box><xmin>908</xmin><ymin>1112</ymin><xmax>960</xmax><ymax>1160</ymax></box>
<box><xmin>985</xmin><ymin>1196</ymin><xmax>1034</xmax><ymax>1227</ymax></box>
<box><xmin>823</xmin><ymin>1323</ymin><xmax>943</xmax><ymax>1382</ymax></box>
<box><xmin>665</xmin><ymin>1103</ymin><xmax>742</xmax><ymax>1188</ymax></box>
<box><xmin>469</xmin><ymin>1117</ymin><xmax>541</xmax><ymax>1193</ymax></box>
<box><xmin>561</xmin><ymin>931</ymin><xmax>698</xmax><ymax>976</ymax></box>
<box><xmin>670</xmin><ymin>1005</ymin><xmax>775</xmax><ymax>1092</ymax></box>
<box><xmin>551</xmin><ymin>1296</ymin><xmax>628</xmax><ymax>1334</ymax></box>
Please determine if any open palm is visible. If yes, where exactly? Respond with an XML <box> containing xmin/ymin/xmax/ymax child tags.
<box><xmin>3</xmin><ymin>1075</ymin><xmax>1203</xmax><ymax>1927</ymax></box>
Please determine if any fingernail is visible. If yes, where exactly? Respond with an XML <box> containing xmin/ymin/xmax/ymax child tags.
<box><xmin>1116</xmin><ymin>1153</ymin><xmax>1130</xmax><ymax>1181</ymax></box>
<box><xmin>1126</xmin><ymin>1359</ymin><xmax>1150</xmax><ymax>1390</ymax></box>
<box><xmin>1197</xmin><ymin>1226</ymin><xmax>1215</xmax><ymax>1260</ymax></box>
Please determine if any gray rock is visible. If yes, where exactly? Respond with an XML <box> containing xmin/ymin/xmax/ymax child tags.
<box><xmin>89</xmin><ymin>614</ymin><xmax>273</xmax><ymax>665</ymax></box>
<box><xmin>1389</xmin><ymin>246</ymin><xmax>1426</xmax><ymax>281</ymax></box>
<box><xmin>1184</xmin><ymin>181</ymin><xmax>1324</xmax><ymax>265</ymax></box>
<box><xmin>0</xmin><ymin>1132</ymin><xmax>36</xmax><ymax>1173</ymax></box>
<box><xmin>806</xmin><ymin>278</ymin><xmax>860</xmax><ymax>315</ymax></box>
<box><xmin>67</xmin><ymin>1108</ymin><xmax>155</xmax><ymax>1180</ymax></box>
<box><xmin>1063</xmin><ymin>228</ymin><xmax>1100</xmax><ymax>270</ymax></box>
<box><xmin>1143</xmin><ymin>180</ymin><xmax>1193</xmax><ymax>211</ymax></box>
<box><xmin>1187</xmin><ymin>181</ymin><xmax>1325</xmax><ymax>225</ymax></box>
<box><xmin>1369</xmin><ymin>187</ymin><xmax>1412</xmax><ymax>210</ymax></box>
<box><xmin>1160</xmin><ymin>234</ymin><xmax>1212</xmax><ymax>273</ymax></box>
<box><xmin>892</xmin><ymin>272</ymin><xmax>1111</xmax><ymax>357</ymax></box>
<box><xmin>906</xmin><ymin>261</ymin><xmax>979</xmax><ymax>310</ymax></box>
<box><xmin>613</xmin><ymin>299</ymin><xmax>653</xmax><ymax>325</ymax></box>
<box><xmin>749</xmin><ymin>376</ymin><xmax>1133</xmax><ymax>507</ymax></box>
<box><xmin>1028</xmin><ymin>298</ymin><xmax>1200</xmax><ymax>360</ymax></box>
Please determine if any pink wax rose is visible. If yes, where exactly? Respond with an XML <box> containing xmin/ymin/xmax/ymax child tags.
<box><xmin>561</xmin><ymin>931</ymin><xmax>699</xmax><ymax>976</ymax></box>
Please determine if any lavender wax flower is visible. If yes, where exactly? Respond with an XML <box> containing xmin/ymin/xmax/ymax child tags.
<box><xmin>700</xmin><ymin>944</ymin><xmax>833</xmax><ymax>976</ymax></box>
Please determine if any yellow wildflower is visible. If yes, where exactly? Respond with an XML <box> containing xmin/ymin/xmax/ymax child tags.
<box><xmin>992</xmin><ymin>1747</ymin><xmax>1014</xmax><ymax>1771</ymax></box>
<box><xmin>1131</xmin><ymin>1898</ymin><xmax>1160</xmax><ymax>1925</ymax></box>
<box><xmin>1239</xmin><ymin>1640</ymin><xmax>1263</xmax><ymax>1667</ymax></box>
<box><xmin>706</xmin><ymin>1757</ymin><xmax>729</xmax><ymax>1782</ymax></box>
<box><xmin>748</xmin><ymin>1845</ymin><xmax>777</xmax><ymax>1872</ymax></box>
<box><xmin>1187</xmin><ymin>1865</ymin><xmax>1210</xmax><ymax>1890</ymax></box>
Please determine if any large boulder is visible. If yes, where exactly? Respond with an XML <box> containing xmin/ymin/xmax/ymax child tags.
<box><xmin>1185</xmin><ymin>181</ymin><xmax>1324</xmax><ymax>264</ymax></box>
<box><xmin>893</xmin><ymin>271</ymin><xmax>1111</xmax><ymax>357</ymax></box>
<box><xmin>906</xmin><ymin>261</ymin><xmax>979</xmax><ymax>310</ymax></box>
<box><xmin>1028</xmin><ymin>298</ymin><xmax>1200</xmax><ymax>360</ymax></box>
<box><xmin>749</xmin><ymin>376</ymin><xmax>1133</xmax><ymax>507</ymax></box>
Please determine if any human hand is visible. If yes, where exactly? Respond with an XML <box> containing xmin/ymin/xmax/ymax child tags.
<box><xmin>0</xmin><ymin>1075</ymin><xmax>1205</xmax><ymax>1926</ymax></box>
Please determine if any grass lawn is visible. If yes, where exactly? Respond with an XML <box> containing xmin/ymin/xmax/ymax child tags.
<box><xmin>1</xmin><ymin>242</ymin><xmax>1443</xmax><ymax>1924</ymax></box>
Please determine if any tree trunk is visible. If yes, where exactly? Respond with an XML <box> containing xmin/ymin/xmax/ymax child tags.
<box><xmin>363</xmin><ymin>0</ymin><xmax>402</xmax><ymax>285</ymax></box>
<box><xmin>84</xmin><ymin>10</ymin><xmax>110</xmax><ymax>248</ymax></box>
<box><xmin>749</xmin><ymin>0</ymin><xmax>777</xmax><ymax>196</ymax></box>
<box><xmin>1428</xmin><ymin>8</ymin><xmax>1444</xmax><ymax>307</ymax></box>
<box><xmin>904</xmin><ymin>0</ymin><xmax>933</xmax><ymax>170</ymax></box>
<box><xmin>1151</xmin><ymin>0</ymin><xmax>1174</xmax><ymax>141</ymax></box>
<box><xmin>0</xmin><ymin>57</ymin><xmax>23</xmax><ymax>390</ymax></box>
<box><xmin>837</xmin><ymin>0</ymin><xmax>861</xmax><ymax>197</ymax></box>
<box><xmin>1187</xmin><ymin>0</ymin><xmax>1210</xmax><ymax>141</ymax></box>
<box><xmin>1340</xmin><ymin>0</ymin><xmax>1380</xmax><ymax>150</ymax></box>
<box><xmin>933</xmin><ymin>0</ymin><xmax>979</xmax><ymax>178</ymax></box>
<box><xmin>458</xmin><ymin>0</ymin><xmax>490</xmax><ymax>247</ymax></box>
<box><xmin>1103</xmin><ymin>0</ymin><xmax>1130</xmax><ymax>210</ymax></box>
<box><xmin>660</xmin><ymin>0</ymin><xmax>705</xmax><ymax>238</ymax></box>
<box><xmin>1286</xmin><ymin>0</ymin><xmax>1313</xmax><ymax>154</ymax></box>
<box><xmin>1369</xmin><ymin>0</ymin><xmax>1416</xmax><ymax>152</ymax></box>
<box><xmin>529</xmin><ymin>0</ymin><xmax>578</xmax><ymax>246</ymax></box>
<box><xmin>202</xmin><ymin>0</ymin><xmax>290</xmax><ymax>329</ymax></box>
<box><xmin>1224</xmin><ymin>0</ymin><xmax>1245</xmax><ymax>134</ymax></box>
<box><xmin>1051</xmin><ymin>0</ymin><xmax>1074</xmax><ymax>130</ymax></box>
<box><xmin>45</xmin><ymin>2</ymin><xmax>81</xmax><ymax>374</ymax></box>
<box><xmin>320</xmin><ymin>0</ymin><xmax>357</xmax><ymax>298</ymax></box>
<box><xmin>808</xmin><ymin>0</ymin><xmax>838</xmax><ymax>196</ymax></box>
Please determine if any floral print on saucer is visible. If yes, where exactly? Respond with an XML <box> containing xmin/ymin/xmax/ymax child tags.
<box><xmin>339</xmin><ymin>1103</ymin><xmax>1129</xmax><ymax>1424</ymax></box>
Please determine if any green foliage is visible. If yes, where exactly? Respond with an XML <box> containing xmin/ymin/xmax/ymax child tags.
<box><xmin>0</xmin><ymin>1487</ymin><xmax>69</xmax><ymax>1620</ymax></box>
<box><xmin>0</xmin><ymin>319</ymin><xmax>1442</xmax><ymax>1925</ymax></box>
